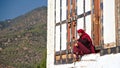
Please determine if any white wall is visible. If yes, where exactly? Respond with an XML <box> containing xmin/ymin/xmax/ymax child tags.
<box><xmin>103</xmin><ymin>0</ymin><xmax>115</xmax><ymax>44</ymax></box>
<box><xmin>47</xmin><ymin>0</ymin><xmax>55</xmax><ymax>68</ymax></box>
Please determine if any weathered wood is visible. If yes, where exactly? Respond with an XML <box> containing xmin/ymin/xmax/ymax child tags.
<box><xmin>67</xmin><ymin>0</ymin><xmax>72</xmax><ymax>63</ymax></box>
<box><xmin>91</xmin><ymin>0</ymin><xmax>101</xmax><ymax>48</ymax></box>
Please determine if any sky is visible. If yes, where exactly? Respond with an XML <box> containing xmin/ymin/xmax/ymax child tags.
<box><xmin>0</xmin><ymin>0</ymin><xmax>47</xmax><ymax>21</ymax></box>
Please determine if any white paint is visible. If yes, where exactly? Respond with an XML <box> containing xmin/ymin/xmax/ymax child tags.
<box><xmin>86</xmin><ymin>15</ymin><xmax>91</xmax><ymax>37</ymax></box>
<box><xmin>103</xmin><ymin>0</ymin><xmax>115</xmax><ymax>44</ymax></box>
<box><xmin>56</xmin><ymin>0</ymin><xmax>60</xmax><ymax>23</ymax></box>
<box><xmin>61</xmin><ymin>24</ymin><xmax>67</xmax><ymax>50</ymax></box>
<box><xmin>56</xmin><ymin>26</ymin><xmax>60</xmax><ymax>51</ymax></box>
<box><xmin>85</xmin><ymin>0</ymin><xmax>91</xmax><ymax>12</ymax></box>
<box><xmin>77</xmin><ymin>0</ymin><xmax>83</xmax><ymax>15</ymax></box>
<box><xmin>77</xmin><ymin>18</ymin><xmax>84</xmax><ymax>38</ymax></box>
<box><xmin>47</xmin><ymin>0</ymin><xmax>55</xmax><ymax>68</ymax></box>
<box><xmin>62</xmin><ymin>0</ymin><xmax>66</xmax><ymax>21</ymax></box>
<box><xmin>77</xmin><ymin>0</ymin><xmax>84</xmax><ymax>36</ymax></box>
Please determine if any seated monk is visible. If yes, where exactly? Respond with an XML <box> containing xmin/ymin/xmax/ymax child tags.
<box><xmin>73</xmin><ymin>29</ymin><xmax>95</xmax><ymax>61</ymax></box>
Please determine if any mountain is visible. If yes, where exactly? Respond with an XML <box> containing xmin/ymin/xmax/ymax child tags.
<box><xmin>0</xmin><ymin>6</ymin><xmax>47</xmax><ymax>68</ymax></box>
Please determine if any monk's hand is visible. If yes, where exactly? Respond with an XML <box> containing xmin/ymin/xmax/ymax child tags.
<box><xmin>75</xmin><ymin>43</ymin><xmax>78</xmax><ymax>46</ymax></box>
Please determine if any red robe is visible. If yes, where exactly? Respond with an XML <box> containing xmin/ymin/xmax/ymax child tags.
<box><xmin>73</xmin><ymin>32</ymin><xmax>95</xmax><ymax>57</ymax></box>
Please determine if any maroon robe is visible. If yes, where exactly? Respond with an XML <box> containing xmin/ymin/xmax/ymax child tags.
<box><xmin>73</xmin><ymin>29</ymin><xmax>95</xmax><ymax>58</ymax></box>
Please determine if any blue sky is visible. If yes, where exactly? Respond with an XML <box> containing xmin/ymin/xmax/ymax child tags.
<box><xmin>0</xmin><ymin>0</ymin><xmax>47</xmax><ymax>21</ymax></box>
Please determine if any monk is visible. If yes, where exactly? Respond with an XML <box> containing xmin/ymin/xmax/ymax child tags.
<box><xmin>73</xmin><ymin>29</ymin><xmax>95</xmax><ymax>60</ymax></box>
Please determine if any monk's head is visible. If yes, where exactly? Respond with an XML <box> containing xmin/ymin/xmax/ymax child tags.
<box><xmin>77</xmin><ymin>29</ymin><xmax>85</xmax><ymax>36</ymax></box>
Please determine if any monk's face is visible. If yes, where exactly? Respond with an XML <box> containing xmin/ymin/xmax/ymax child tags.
<box><xmin>78</xmin><ymin>33</ymin><xmax>82</xmax><ymax>37</ymax></box>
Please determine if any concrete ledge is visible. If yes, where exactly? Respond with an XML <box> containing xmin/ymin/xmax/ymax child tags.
<box><xmin>54</xmin><ymin>53</ymin><xmax>120</xmax><ymax>68</ymax></box>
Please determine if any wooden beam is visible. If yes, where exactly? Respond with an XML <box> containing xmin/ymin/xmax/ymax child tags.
<box><xmin>56</xmin><ymin>11</ymin><xmax>91</xmax><ymax>26</ymax></box>
<box><xmin>91</xmin><ymin>0</ymin><xmax>101</xmax><ymax>48</ymax></box>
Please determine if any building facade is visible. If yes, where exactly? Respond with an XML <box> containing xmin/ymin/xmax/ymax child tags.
<box><xmin>47</xmin><ymin>0</ymin><xmax>120</xmax><ymax>68</ymax></box>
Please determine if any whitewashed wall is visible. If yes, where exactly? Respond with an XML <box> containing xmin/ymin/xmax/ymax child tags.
<box><xmin>103</xmin><ymin>0</ymin><xmax>115</xmax><ymax>44</ymax></box>
<box><xmin>47</xmin><ymin>0</ymin><xmax>55</xmax><ymax>68</ymax></box>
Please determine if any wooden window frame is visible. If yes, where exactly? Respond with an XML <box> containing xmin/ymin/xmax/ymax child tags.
<box><xmin>54</xmin><ymin>0</ymin><xmax>120</xmax><ymax>64</ymax></box>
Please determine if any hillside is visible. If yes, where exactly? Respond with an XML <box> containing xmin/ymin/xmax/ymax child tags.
<box><xmin>0</xmin><ymin>6</ymin><xmax>47</xmax><ymax>68</ymax></box>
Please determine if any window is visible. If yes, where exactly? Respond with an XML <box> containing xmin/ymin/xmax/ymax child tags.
<box><xmin>54</xmin><ymin>0</ymin><xmax>92</xmax><ymax>64</ymax></box>
<box><xmin>54</xmin><ymin>0</ymin><xmax>120</xmax><ymax>64</ymax></box>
